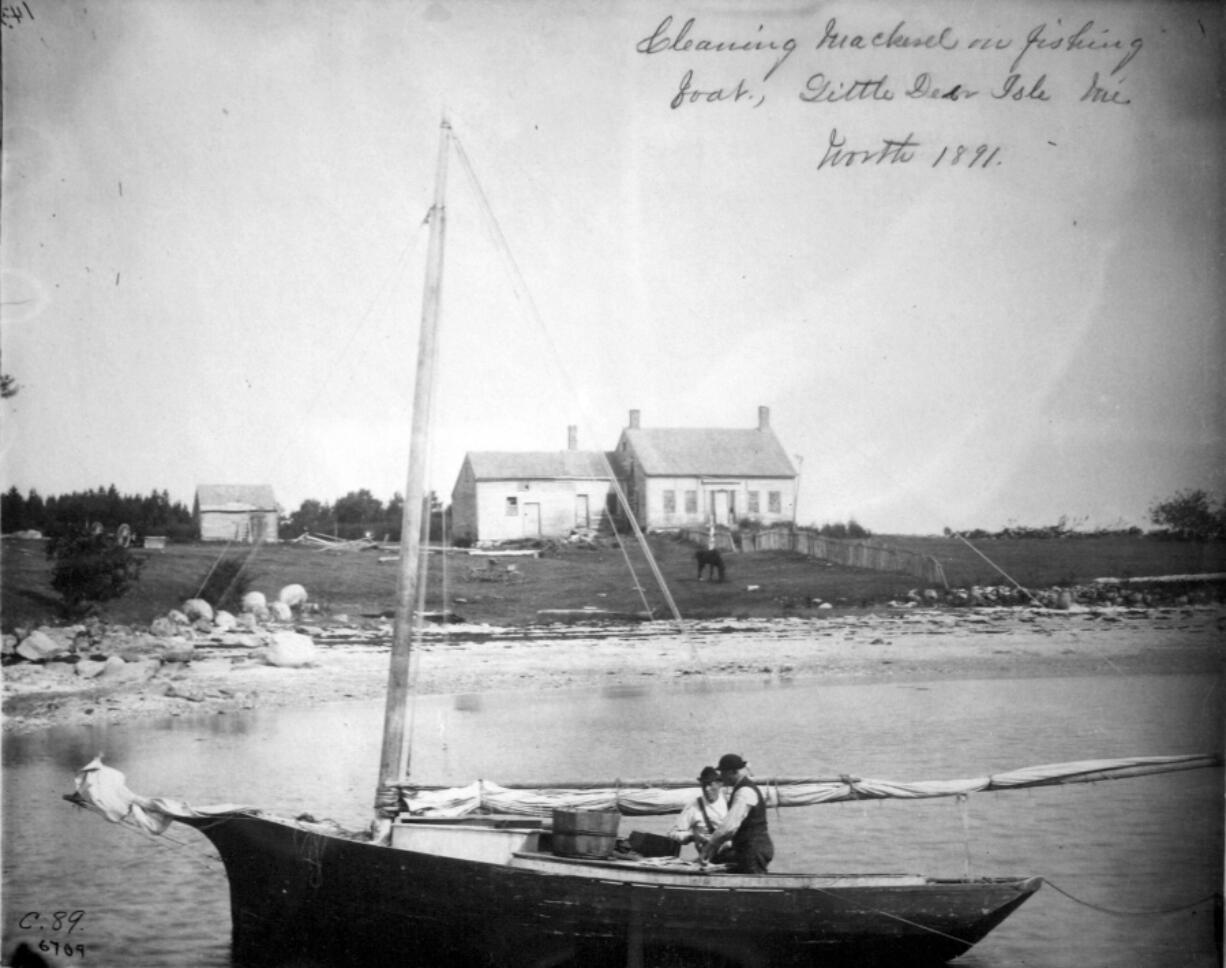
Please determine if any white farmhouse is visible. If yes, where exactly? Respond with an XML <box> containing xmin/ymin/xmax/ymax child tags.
<box><xmin>612</xmin><ymin>407</ymin><xmax>797</xmax><ymax>531</ymax></box>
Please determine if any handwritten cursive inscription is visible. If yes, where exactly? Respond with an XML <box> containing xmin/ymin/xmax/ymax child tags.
<box><xmin>799</xmin><ymin>74</ymin><xmax>893</xmax><ymax>103</ymax></box>
<box><xmin>817</xmin><ymin>129</ymin><xmax>1004</xmax><ymax>171</ymax></box>
<box><xmin>1009</xmin><ymin>21</ymin><xmax>1143</xmax><ymax>75</ymax></box>
<box><xmin>638</xmin><ymin>16</ymin><xmax>798</xmax><ymax>81</ymax></box>
<box><xmin>818</xmin><ymin>129</ymin><xmax>919</xmax><ymax>168</ymax></box>
<box><xmin>634</xmin><ymin>10</ymin><xmax>1143</xmax><ymax>171</ymax></box>
<box><xmin>671</xmin><ymin>70</ymin><xmax>764</xmax><ymax>109</ymax></box>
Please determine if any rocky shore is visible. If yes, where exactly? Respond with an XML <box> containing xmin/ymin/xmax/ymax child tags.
<box><xmin>4</xmin><ymin>600</ymin><xmax>1221</xmax><ymax>735</ymax></box>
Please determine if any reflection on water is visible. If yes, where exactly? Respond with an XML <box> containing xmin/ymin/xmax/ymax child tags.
<box><xmin>4</xmin><ymin>673</ymin><xmax>1222</xmax><ymax>968</ymax></box>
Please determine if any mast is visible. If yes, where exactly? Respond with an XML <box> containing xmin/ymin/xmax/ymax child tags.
<box><xmin>374</xmin><ymin>119</ymin><xmax>452</xmax><ymax>828</ymax></box>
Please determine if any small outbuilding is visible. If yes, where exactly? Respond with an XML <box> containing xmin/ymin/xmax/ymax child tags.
<box><xmin>194</xmin><ymin>484</ymin><xmax>280</xmax><ymax>543</ymax></box>
<box><xmin>450</xmin><ymin>427</ymin><xmax>616</xmax><ymax>543</ymax></box>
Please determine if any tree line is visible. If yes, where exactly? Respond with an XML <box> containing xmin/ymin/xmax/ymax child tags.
<box><xmin>1</xmin><ymin>486</ymin><xmax>195</xmax><ymax>541</ymax></box>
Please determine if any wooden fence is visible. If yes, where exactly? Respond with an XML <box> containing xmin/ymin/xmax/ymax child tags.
<box><xmin>680</xmin><ymin>527</ymin><xmax>947</xmax><ymax>587</ymax></box>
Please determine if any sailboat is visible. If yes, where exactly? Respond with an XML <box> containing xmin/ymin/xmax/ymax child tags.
<box><xmin>65</xmin><ymin>120</ymin><xmax>1217</xmax><ymax>967</ymax></box>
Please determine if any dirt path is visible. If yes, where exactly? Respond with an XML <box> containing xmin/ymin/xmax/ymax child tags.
<box><xmin>3</xmin><ymin>607</ymin><xmax>1221</xmax><ymax>734</ymax></box>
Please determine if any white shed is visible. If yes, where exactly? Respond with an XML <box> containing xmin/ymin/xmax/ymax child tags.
<box><xmin>194</xmin><ymin>484</ymin><xmax>280</xmax><ymax>543</ymax></box>
<box><xmin>450</xmin><ymin>433</ymin><xmax>615</xmax><ymax>544</ymax></box>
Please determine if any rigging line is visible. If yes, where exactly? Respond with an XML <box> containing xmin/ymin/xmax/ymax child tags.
<box><xmin>607</xmin><ymin>512</ymin><xmax>655</xmax><ymax>618</ymax></box>
<box><xmin>451</xmin><ymin>133</ymin><xmax>688</xmax><ymax>632</ymax></box>
<box><xmin>193</xmin><ymin>533</ymin><xmax>242</xmax><ymax>600</ymax></box>
<box><xmin>949</xmin><ymin>532</ymin><xmax>1039</xmax><ymax>603</ymax></box>
<box><xmin>1043</xmin><ymin>879</ymin><xmax>1220</xmax><ymax>917</ymax></box>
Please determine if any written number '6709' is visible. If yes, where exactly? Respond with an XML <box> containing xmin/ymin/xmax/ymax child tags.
<box><xmin>931</xmin><ymin>144</ymin><xmax>1002</xmax><ymax>168</ymax></box>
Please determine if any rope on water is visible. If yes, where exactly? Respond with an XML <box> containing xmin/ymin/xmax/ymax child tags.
<box><xmin>1044</xmin><ymin>879</ymin><xmax>1221</xmax><ymax>916</ymax></box>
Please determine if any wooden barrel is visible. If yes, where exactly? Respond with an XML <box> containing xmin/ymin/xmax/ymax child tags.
<box><xmin>550</xmin><ymin>809</ymin><xmax>619</xmax><ymax>858</ymax></box>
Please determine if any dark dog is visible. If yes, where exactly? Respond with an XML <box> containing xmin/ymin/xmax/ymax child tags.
<box><xmin>695</xmin><ymin>548</ymin><xmax>725</xmax><ymax>582</ymax></box>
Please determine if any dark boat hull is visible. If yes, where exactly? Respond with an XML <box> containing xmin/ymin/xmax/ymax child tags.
<box><xmin>177</xmin><ymin>811</ymin><xmax>1039</xmax><ymax>968</ymax></box>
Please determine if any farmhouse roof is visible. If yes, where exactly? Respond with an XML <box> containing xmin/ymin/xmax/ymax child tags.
<box><xmin>195</xmin><ymin>484</ymin><xmax>279</xmax><ymax>512</ymax></box>
<box><xmin>619</xmin><ymin>428</ymin><xmax>796</xmax><ymax>478</ymax></box>
<box><xmin>465</xmin><ymin>451</ymin><xmax>615</xmax><ymax>481</ymax></box>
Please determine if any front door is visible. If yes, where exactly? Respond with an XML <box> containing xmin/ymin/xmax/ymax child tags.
<box><xmin>574</xmin><ymin>495</ymin><xmax>590</xmax><ymax>529</ymax></box>
<box><xmin>711</xmin><ymin>490</ymin><xmax>730</xmax><ymax>526</ymax></box>
<box><xmin>523</xmin><ymin>502</ymin><xmax>541</xmax><ymax>536</ymax></box>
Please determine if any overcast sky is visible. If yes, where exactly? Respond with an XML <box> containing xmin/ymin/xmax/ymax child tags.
<box><xmin>2</xmin><ymin>0</ymin><xmax>1221</xmax><ymax>534</ymax></box>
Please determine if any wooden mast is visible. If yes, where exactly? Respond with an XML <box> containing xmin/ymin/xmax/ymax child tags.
<box><xmin>375</xmin><ymin>119</ymin><xmax>452</xmax><ymax>828</ymax></box>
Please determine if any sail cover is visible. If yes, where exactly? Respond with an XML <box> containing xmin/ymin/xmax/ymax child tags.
<box><xmin>399</xmin><ymin>754</ymin><xmax>1220</xmax><ymax>818</ymax></box>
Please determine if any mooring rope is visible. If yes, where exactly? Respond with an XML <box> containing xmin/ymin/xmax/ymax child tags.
<box><xmin>1043</xmin><ymin>879</ymin><xmax>1221</xmax><ymax>917</ymax></box>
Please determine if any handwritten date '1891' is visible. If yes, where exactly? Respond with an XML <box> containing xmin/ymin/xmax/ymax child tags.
<box><xmin>818</xmin><ymin>129</ymin><xmax>1002</xmax><ymax>171</ymax></box>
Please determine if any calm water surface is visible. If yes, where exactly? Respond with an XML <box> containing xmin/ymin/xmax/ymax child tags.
<box><xmin>3</xmin><ymin>672</ymin><xmax>1221</xmax><ymax>968</ymax></box>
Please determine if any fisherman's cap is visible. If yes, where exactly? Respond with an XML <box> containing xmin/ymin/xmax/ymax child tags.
<box><xmin>717</xmin><ymin>754</ymin><xmax>747</xmax><ymax>772</ymax></box>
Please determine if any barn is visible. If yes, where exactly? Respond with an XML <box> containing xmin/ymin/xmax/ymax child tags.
<box><xmin>612</xmin><ymin>406</ymin><xmax>797</xmax><ymax>531</ymax></box>
<box><xmin>194</xmin><ymin>484</ymin><xmax>280</xmax><ymax>543</ymax></box>
<box><xmin>450</xmin><ymin>428</ymin><xmax>616</xmax><ymax>543</ymax></box>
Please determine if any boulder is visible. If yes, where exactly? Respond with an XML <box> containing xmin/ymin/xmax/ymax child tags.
<box><xmin>237</xmin><ymin>611</ymin><xmax>259</xmax><ymax>631</ymax></box>
<box><xmin>159</xmin><ymin>640</ymin><xmax>196</xmax><ymax>664</ymax></box>
<box><xmin>264</xmin><ymin>630</ymin><xmax>316</xmax><ymax>668</ymax></box>
<box><xmin>107</xmin><ymin>634</ymin><xmax>170</xmax><ymax>660</ymax></box>
<box><xmin>183</xmin><ymin>599</ymin><xmax>214</xmax><ymax>622</ymax></box>
<box><xmin>16</xmin><ymin>630</ymin><xmax>67</xmax><ymax>662</ymax></box>
<box><xmin>241</xmin><ymin>591</ymin><xmax>268</xmax><ymax>613</ymax></box>
<box><xmin>100</xmin><ymin>656</ymin><xmax>160</xmax><ymax>682</ymax></box>
<box><xmin>278</xmin><ymin>584</ymin><xmax>308</xmax><ymax>608</ymax></box>
<box><xmin>150</xmin><ymin>616</ymin><xmax>177</xmax><ymax>637</ymax></box>
<box><xmin>168</xmin><ymin>609</ymin><xmax>190</xmax><ymax>625</ymax></box>
<box><xmin>268</xmin><ymin>601</ymin><xmax>293</xmax><ymax>622</ymax></box>
<box><xmin>75</xmin><ymin>658</ymin><xmax>110</xmax><ymax>678</ymax></box>
<box><xmin>214</xmin><ymin>610</ymin><xmax>238</xmax><ymax>632</ymax></box>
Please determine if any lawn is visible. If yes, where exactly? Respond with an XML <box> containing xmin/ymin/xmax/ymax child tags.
<box><xmin>3</xmin><ymin>532</ymin><xmax>1222</xmax><ymax>631</ymax></box>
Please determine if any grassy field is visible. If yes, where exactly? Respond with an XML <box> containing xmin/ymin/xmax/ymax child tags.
<box><xmin>2</xmin><ymin>533</ymin><xmax>1223</xmax><ymax>631</ymax></box>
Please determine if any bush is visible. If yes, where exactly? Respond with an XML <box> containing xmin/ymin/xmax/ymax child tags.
<box><xmin>194</xmin><ymin>554</ymin><xmax>255</xmax><ymax>614</ymax></box>
<box><xmin>47</xmin><ymin>525</ymin><xmax>144</xmax><ymax>615</ymax></box>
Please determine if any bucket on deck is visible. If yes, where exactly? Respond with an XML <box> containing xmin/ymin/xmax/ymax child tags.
<box><xmin>550</xmin><ymin>809</ymin><xmax>619</xmax><ymax>858</ymax></box>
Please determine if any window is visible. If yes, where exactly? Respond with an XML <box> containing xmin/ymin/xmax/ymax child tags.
<box><xmin>684</xmin><ymin>490</ymin><xmax>697</xmax><ymax>513</ymax></box>
<box><xmin>505</xmin><ymin>496</ymin><xmax>518</xmax><ymax>516</ymax></box>
<box><xmin>768</xmin><ymin>491</ymin><xmax>781</xmax><ymax>514</ymax></box>
<box><xmin>748</xmin><ymin>491</ymin><xmax>760</xmax><ymax>514</ymax></box>
<box><xmin>662</xmin><ymin>490</ymin><xmax>676</xmax><ymax>514</ymax></box>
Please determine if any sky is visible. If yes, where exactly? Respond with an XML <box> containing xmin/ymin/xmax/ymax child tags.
<box><xmin>2</xmin><ymin>0</ymin><xmax>1222</xmax><ymax>535</ymax></box>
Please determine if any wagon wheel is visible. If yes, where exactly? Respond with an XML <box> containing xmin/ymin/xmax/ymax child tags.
<box><xmin>115</xmin><ymin>523</ymin><xmax>132</xmax><ymax>547</ymax></box>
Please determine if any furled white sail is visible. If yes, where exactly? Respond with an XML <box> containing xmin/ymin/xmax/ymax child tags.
<box><xmin>399</xmin><ymin>753</ymin><xmax>1220</xmax><ymax>818</ymax></box>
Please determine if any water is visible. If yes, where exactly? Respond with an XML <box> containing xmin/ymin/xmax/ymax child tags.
<box><xmin>4</xmin><ymin>672</ymin><xmax>1221</xmax><ymax>967</ymax></box>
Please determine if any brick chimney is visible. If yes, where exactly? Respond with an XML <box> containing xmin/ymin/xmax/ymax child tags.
<box><xmin>567</xmin><ymin>425</ymin><xmax>578</xmax><ymax>450</ymax></box>
<box><xmin>629</xmin><ymin>409</ymin><xmax>641</xmax><ymax>429</ymax></box>
<box><xmin>758</xmin><ymin>405</ymin><xmax>770</xmax><ymax>430</ymax></box>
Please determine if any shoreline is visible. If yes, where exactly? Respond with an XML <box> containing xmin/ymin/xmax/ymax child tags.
<box><xmin>3</xmin><ymin>607</ymin><xmax>1222</xmax><ymax>735</ymax></box>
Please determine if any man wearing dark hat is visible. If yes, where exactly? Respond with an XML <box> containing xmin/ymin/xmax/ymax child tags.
<box><xmin>703</xmin><ymin>754</ymin><xmax>774</xmax><ymax>874</ymax></box>
<box><xmin>669</xmin><ymin>766</ymin><xmax>729</xmax><ymax>858</ymax></box>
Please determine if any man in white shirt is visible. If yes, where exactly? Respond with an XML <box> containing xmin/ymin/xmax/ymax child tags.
<box><xmin>669</xmin><ymin>766</ymin><xmax>728</xmax><ymax>857</ymax></box>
